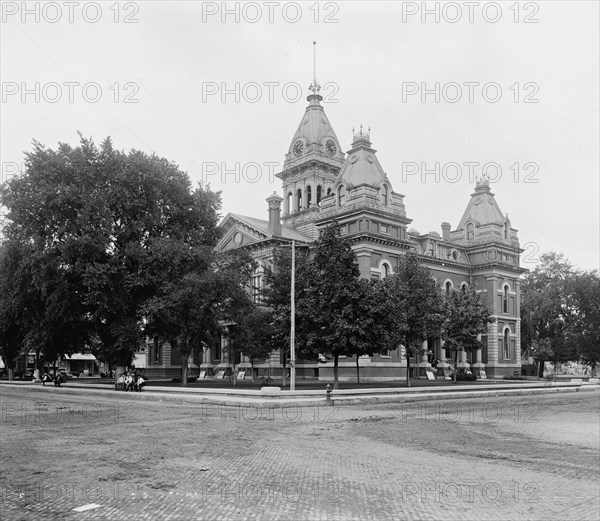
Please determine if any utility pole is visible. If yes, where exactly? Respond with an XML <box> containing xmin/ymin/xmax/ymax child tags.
<box><xmin>290</xmin><ymin>239</ymin><xmax>296</xmax><ymax>391</ymax></box>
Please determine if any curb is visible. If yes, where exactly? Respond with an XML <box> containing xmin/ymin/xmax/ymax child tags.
<box><xmin>1</xmin><ymin>381</ymin><xmax>597</xmax><ymax>408</ymax></box>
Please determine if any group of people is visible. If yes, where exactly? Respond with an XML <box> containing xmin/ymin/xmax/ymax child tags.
<box><xmin>115</xmin><ymin>371</ymin><xmax>145</xmax><ymax>392</ymax></box>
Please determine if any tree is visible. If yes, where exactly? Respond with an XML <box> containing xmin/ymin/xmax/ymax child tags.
<box><xmin>293</xmin><ymin>224</ymin><xmax>374</xmax><ymax>389</ymax></box>
<box><xmin>384</xmin><ymin>252</ymin><xmax>445</xmax><ymax>387</ymax></box>
<box><xmin>345</xmin><ymin>278</ymin><xmax>401</xmax><ymax>383</ymax></box>
<box><xmin>263</xmin><ymin>244</ymin><xmax>310</xmax><ymax>386</ymax></box>
<box><xmin>143</xmin><ymin>246</ymin><xmax>255</xmax><ymax>386</ymax></box>
<box><xmin>0</xmin><ymin>240</ymin><xmax>29</xmax><ymax>380</ymax></box>
<box><xmin>442</xmin><ymin>287</ymin><xmax>494</xmax><ymax>382</ymax></box>
<box><xmin>1</xmin><ymin>135</ymin><xmax>224</xmax><ymax>374</ymax></box>
<box><xmin>567</xmin><ymin>270</ymin><xmax>600</xmax><ymax>376</ymax></box>
<box><xmin>227</xmin><ymin>305</ymin><xmax>275</xmax><ymax>383</ymax></box>
<box><xmin>520</xmin><ymin>252</ymin><xmax>578</xmax><ymax>377</ymax></box>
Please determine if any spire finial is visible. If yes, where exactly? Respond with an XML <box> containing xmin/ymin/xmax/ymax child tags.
<box><xmin>309</xmin><ymin>41</ymin><xmax>321</xmax><ymax>96</ymax></box>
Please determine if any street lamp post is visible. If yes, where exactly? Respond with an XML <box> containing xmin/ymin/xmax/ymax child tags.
<box><xmin>290</xmin><ymin>239</ymin><xmax>296</xmax><ymax>391</ymax></box>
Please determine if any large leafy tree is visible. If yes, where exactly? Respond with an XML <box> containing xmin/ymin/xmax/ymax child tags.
<box><xmin>442</xmin><ymin>287</ymin><xmax>494</xmax><ymax>382</ymax></box>
<box><xmin>566</xmin><ymin>269</ymin><xmax>600</xmax><ymax>376</ymax></box>
<box><xmin>294</xmin><ymin>224</ymin><xmax>392</xmax><ymax>389</ymax></box>
<box><xmin>143</xmin><ymin>244</ymin><xmax>254</xmax><ymax>386</ymax></box>
<box><xmin>1</xmin><ymin>135</ymin><xmax>223</xmax><ymax>372</ymax></box>
<box><xmin>520</xmin><ymin>252</ymin><xmax>578</xmax><ymax>377</ymax></box>
<box><xmin>263</xmin><ymin>244</ymin><xmax>310</xmax><ymax>386</ymax></box>
<box><xmin>349</xmin><ymin>278</ymin><xmax>402</xmax><ymax>383</ymax></box>
<box><xmin>0</xmin><ymin>240</ymin><xmax>30</xmax><ymax>379</ymax></box>
<box><xmin>384</xmin><ymin>252</ymin><xmax>445</xmax><ymax>387</ymax></box>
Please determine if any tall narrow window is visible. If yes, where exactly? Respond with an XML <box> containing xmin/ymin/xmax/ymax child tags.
<box><xmin>466</xmin><ymin>223</ymin><xmax>474</xmax><ymax>240</ymax></box>
<box><xmin>316</xmin><ymin>185</ymin><xmax>322</xmax><ymax>206</ymax></box>
<box><xmin>337</xmin><ymin>185</ymin><xmax>346</xmax><ymax>206</ymax></box>
<box><xmin>445</xmin><ymin>281</ymin><xmax>452</xmax><ymax>296</ymax></box>
<box><xmin>297</xmin><ymin>189</ymin><xmax>302</xmax><ymax>210</ymax></box>
<box><xmin>306</xmin><ymin>185</ymin><xmax>312</xmax><ymax>207</ymax></box>
<box><xmin>504</xmin><ymin>329</ymin><xmax>510</xmax><ymax>359</ymax></box>
<box><xmin>287</xmin><ymin>192</ymin><xmax>293</xmax><ymax>214</ymax></box>
<box><xmin>382</xmin><ymin>184</ymin><xmax>389</xmax><ymax>205</ymax></box>
<box><xmin>503</xmin><ymin>285</ymin><xmax>509</xmax><ymax>313</ymax></box>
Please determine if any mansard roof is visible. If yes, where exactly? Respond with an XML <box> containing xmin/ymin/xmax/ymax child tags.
<box><xmin>456</xmin><ymin>179</ymin><xmax>507</xmax><ymax>230</ymax></box>
<box><xmin>337</xmin><ymin>127</ymin><xmax>387</xmax><ymax>188</ymax></box>
<box><xmin>283</xmin><ymin>93</ymin><xmax>343</xmax><ymax>168</ymax></box>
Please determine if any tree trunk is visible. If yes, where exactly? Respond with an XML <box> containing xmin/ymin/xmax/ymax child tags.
<box><xmin>181</xmin><ymin>349</ymin><xmax>191</xmax><ymax>386</ymax></box>
<box><xmin>282</xmin><ymin>355</ymin><xmax>287</xmax><ymax>387</ymax></box>
<box><xmin>406</xmin><ymin>344</ymin><xmax>411</xmax><ymax>388</ymax></box>
<box><xmin>356</xmin><ymin>355</ymin><xmax>360</xmax><ymax>384</ymax></box>
<box><xmin>333</xmin><ymin>354</ymin><xmax>339</xmax><ymax>389</ymax></box>
<box><xmin>8</xmin><ymin>367</ymin><xmax>14</xmax><ymax>380</ymax></box>
<box><xmin>33</xmin><ymin>351</ymin><xmax>42</xmax><ymax>383</ymax></box>
<box><xmin>453</xmin><ymin>349</ymin><xmax>458</xmax><ymax>383</ymax></box>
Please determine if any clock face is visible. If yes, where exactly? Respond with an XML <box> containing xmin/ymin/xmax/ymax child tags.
<box><xmin>326</xmin><ymin>139</ymin><xmax>337</xmax><ymax>157</ymax></box>
<box><xmin>293</xmin><ymin>140</ymin><xmax>304</xmax><ymax>157</ymax></box>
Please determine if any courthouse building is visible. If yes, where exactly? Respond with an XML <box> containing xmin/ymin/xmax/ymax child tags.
<box><xmin>146</xmin><ymin>80</ymin><xmax>526</xmax><ymax>380</ymax></box>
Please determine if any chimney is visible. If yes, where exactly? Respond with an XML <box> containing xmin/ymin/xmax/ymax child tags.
<box><xmin>441</xmin><ymin>222</ymin><xmax>451</xmax><ymax>242</ymax></box>
<box><xmin>266</xmin><ymin>192</ymin><xmax>283</xmax><ymax>236</ymax></box>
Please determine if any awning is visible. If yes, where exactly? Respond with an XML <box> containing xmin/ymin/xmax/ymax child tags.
<box><xmin>64</xmin><ymin>354</ymin><xmax>97</xmax><ymax>361</ymax></box>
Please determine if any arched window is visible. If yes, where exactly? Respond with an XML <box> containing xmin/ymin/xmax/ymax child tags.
<box><xmin>503</xmin><ymin>328</ymin><xmax>510</xmax><ymax>359</ymax></box>
<box><xmin>503</xmin><ymin>285</ymin><xmax>509</xmax><ymax>313</ymax></box>
<box><xmin>382</xmin><ymin>184</ymin><xmax>389</xmax><ymax>206</ymax></box>
<box><xmin>466</xmin><ymin>223</ymin><xmax>475</xmax><ymax>240</ymax></box>
<box><xmin>316</xmin><ymin>185</ymin><xmax>322</xmax><ymax>206</ymax></box>
<box><xmin>306</xmin><ymin>185</ymin><xmax>312</xmax><ymax>207</ymax></box>
<box><xmin>461</xmin><ymin>283</ymin><xmax>468</xmax><ymax>293</ymax></box>
<box><xmin>381</xmin><ymin>262</ymin><xmax>391</xmax><ymax>278</ymax></box>
<box><xmin>297</xmin><ymin>188</ymin><xmax>303</xmax><ymax>210</ymax></box>
<box><xmin>287</xmin><ymin>192</ymin><xmax>293</xmax><ymax>214</ymax></box>
<box><xmin>445</xmin><ymin>281</ymin><xmax>452</xmax><ymax>296</ymax></box>
<box><xmin>337</xmin><ymin>185</ymin><xmax>346</xmax><ymax>206</ymax></box>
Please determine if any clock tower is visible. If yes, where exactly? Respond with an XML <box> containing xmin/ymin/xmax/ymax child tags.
<box><xmin>276</xmin><ymin>47</ymin><xmax>344</xmax><ymax>239</ymax></box>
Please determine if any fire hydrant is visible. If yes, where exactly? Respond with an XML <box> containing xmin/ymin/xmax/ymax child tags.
<box><xmin>326</xmin><ymin>383</ymin><xmax>332</xmax><ymax>405</ymax></box>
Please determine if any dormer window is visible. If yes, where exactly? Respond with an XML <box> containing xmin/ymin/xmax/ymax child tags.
<box><xmin>466</xmin><ymin>223</ymin><xmax>475</xmax><ymax>240</ymax></box>
<box><xmin>382</xmin><ymin>184</ymin><xmax>389</xmax><ymax>206</ymax></box>
<box><xmin>337</xmin><ymin>185</ymin><xmax>346</xmax><ymax>206</ymax></box>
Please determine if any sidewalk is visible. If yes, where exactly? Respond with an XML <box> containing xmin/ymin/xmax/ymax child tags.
<box><xmin>1</xmin><ymin>378</ymin><xmax>598</xmax><ymax>407</ymax></box>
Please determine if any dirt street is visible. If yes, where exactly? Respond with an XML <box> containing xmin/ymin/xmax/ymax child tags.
<box><xmin>1</xmin><ymin>386</ymin><xmax>598</xmax><ymax>520</ymax></box>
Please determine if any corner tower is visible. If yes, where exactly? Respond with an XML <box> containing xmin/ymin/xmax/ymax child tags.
<box><xmin>276</xmin><ymin>43</ymin><xmax>344</xmax><ymax>239</ymax></box>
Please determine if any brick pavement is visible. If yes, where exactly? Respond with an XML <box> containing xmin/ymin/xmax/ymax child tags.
<box><xmin>1</xmin><ymin>388</ymin><xmax>598</xmax><ymax>520</ymax></box>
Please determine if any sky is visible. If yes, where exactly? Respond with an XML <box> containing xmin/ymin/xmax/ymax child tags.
<box><xmin>1</xmin><ymin>1</ymin><xmax>599</xmax><ymax>271</ymax></box>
